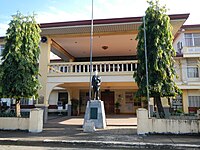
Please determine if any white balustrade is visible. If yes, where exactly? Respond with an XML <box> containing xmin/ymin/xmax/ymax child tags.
<box><xmin>48</xmin><ymin>60</ymin><xmax>137</xmax><ymax>74</ymax></box>
<box><xmin>183</xmin><ymin>47</ymin><xmax>200</xmax><ymax>53</ymax></box>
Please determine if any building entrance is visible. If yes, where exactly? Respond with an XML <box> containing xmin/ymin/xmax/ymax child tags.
<box><xmin>58</xmin><ymin>92</ymin><xmax>68</xmax><ymax>109</ymax></box>
<box><xmin>101</xmin><ymin>91</ymin><xmax>115</xmax><ymax>114</ymax></box>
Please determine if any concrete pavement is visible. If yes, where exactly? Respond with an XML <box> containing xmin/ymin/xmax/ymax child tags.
<box><xmin>0</xmin><ymin>115</ymin><xmax>199</xmax><ymax>149</ymax></box>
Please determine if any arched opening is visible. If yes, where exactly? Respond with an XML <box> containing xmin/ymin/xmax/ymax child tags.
<box><xmin>48</xmin><ymin>84</ymin><xmax>70</xmax><ymax>116</ymax></box>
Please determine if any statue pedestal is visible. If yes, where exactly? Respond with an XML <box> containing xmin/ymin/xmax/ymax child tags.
<box><xmin>83</xmin><ymin>100</ymin><xmax>106</xmax><ymax>130</ymax></box>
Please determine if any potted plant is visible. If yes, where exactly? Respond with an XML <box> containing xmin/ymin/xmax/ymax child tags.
<box><xmin>115</xmin><ymin>101</ymin><xmax>121</xmax><ymax>114</ymax></box>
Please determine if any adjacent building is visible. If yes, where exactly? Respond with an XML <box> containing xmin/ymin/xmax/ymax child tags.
<box><xmin>173</xmin><ymin>24</ymin><xmax>200</xmax><ymax>113</ymax></box>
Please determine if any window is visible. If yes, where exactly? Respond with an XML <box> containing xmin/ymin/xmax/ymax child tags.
<box><xmin>0</xmin><ymin>44</ymin><xmax>4</xmax><ymax>55</ymax></box>
<box><xmin>177</xmin><ymin>41</ymin><xmax>183</xmax><ymax>53</ymax></box>
<box><xmin>193</xmin><ymin>34</ymin><xmax>200</xmax><ymax>46</ymax></box>
<box><xmin>187</xmin><ymin>59</ymin><xmax>199</xmax><ymax>78</ymax></box>
<box><xmin>19</xmin><ymin>98</ymin><xmax>34</xmax><ymax>105</ymax></box>
<box><xmin>185</xmin><ymin>33</ymin><xmax>200</xmax><ymax>47</ymax></box>
<box><xmin>58</xmin><ymin>92</ymin><xmax>68</xmax><ymax>109</ymax></box>
<box><xmin>187</xmin><ymin>67</ymin><xmax>199</xmax><ymax>78</ymax></box>
<box><xmin>125</xmin><ymin>92</ymin><xmax>134</xmax><ymax>103</ymax></box>
<box><xmin>188</xmin><ymin>96</ymin><xmax>200</xmax><ymax>107</ymax></box>
<box><xmin>20</xmin><ymin>98</ymin><xmax>29</xmax><ymax>105</ymax></box>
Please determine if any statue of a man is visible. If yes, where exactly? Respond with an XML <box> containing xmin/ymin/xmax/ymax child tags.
<box><xmin>92</xmin><ymin>70</ymin><xmax>101</xmax><ymax>100</ymax></box>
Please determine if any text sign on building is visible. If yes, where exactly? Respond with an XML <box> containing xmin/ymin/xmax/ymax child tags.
<box><xmin>90</xmin><ymin>107</ymin><xmax>98</xmax><ymax>119</ymax></box>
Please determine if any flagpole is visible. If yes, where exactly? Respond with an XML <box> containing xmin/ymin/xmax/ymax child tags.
<box><xmin>143</xmin><ymin>16</ymin><xmax>151</xmax><ymax>118</ymax></box>
<box><xmin>89</xmin><ymin>0</ymin><xmax>94</xmax><ymax>100</ymax></box>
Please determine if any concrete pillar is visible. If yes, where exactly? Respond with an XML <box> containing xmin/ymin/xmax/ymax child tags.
<box><xmin>70</xmin><ymin>88</ymin><xmax>80</xmax><ymax>115</ymax></box>
<box><xmin>182</xmin><ymin>90</ymin><xmax>189</xmax><ymax>113</ymax></box>
<box><xmin>71</xmin><ymin>88</ymin><xmax>80</xmax><ymax>100</ymax></box>
<box><xmin>37</xmin><ymin>37</ymin><xmax>51</xmax><ymax>123</ymax></box>
<box><xmin>29</xmin><ymin>108</ymin><xmax>43</xmax><ymax>133</ymax></box>
<box><xmin>67</xmin><ymin>89</ymin><xmax>72</xmax><ymax>105</ymax></box>
<box><xmin>137</xmin><ymin>108</ymin><xmax>151</xmax><ymax>135</ymax></box>
<box><xmin>65</xmin><ymin>89</ymin><xmax>71</xmax><ymax>116</ymax></box>
<box><xmin>36</xmin><ymin>105</ymin><xmax>48</xmax><ymax>123</ymax></box>
<box><xmin>67</xmin><ymin>104</ymin><xmax>71</xmax><ymax>116</ymax></box>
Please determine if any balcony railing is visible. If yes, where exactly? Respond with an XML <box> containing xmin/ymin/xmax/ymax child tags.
<box><xmin>183</xmin><ymin>47</ymin><xmax>200</xmax><ymax>53</ymax></box>
<box><xmin>48</xmin><ymin>60</ymin><xmax>137</xmax><ymax>74</ymax></box>
<box><xmin>182</xmin><ymin>47</ymin><xmax>200</xmax><ymax>57</ymax></box>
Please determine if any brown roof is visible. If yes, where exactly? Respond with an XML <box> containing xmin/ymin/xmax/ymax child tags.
<box><xmin>182</xmin><ymin>24</ymin><xmax>200</xmax><ymax>29</ymax></box>
<box><xmin>40</xmin><ymin>13</ymin><xmax>190</xmax><ymax>28</ymax></box>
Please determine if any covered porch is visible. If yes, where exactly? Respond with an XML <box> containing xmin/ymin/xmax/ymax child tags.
<box><xmin>48</xmin><ymin>81</ymin><xmax>139</xmax><ymax>115</ymax></box>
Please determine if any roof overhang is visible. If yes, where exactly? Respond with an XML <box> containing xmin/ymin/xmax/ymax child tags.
<box><xmin>40</xmin><ymin>14</ymin><xmax>189</xmax><ymax>36</ymax></box>
<box><xmin>40</xmin><ymin>14</ymin><xmax>189</xmax><ymax>59</ymax></box>
<box><xmin>182</xmin><ymin>24</ymin><xmax>200</xmax><ymax>32</ymax></box>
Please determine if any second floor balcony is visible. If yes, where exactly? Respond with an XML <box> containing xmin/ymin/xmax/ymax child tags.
<box><xmin>183</xmin><ymin>46</ymin><xmax>200</xmax><ymax>57</ymax></box>
<box><xmin>47</xmin><ymin>60</ymin><xmax>138</xmax><ymax>84</ymax></box>
<box><xmin>48</xmin><ymin>60</ymin><xmax>137</xmax><ymax>75</ymax></box>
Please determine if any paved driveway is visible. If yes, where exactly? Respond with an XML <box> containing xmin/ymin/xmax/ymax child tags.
<box><xmin>51</xmin><ymin>115</ymin><xmax>137</xmax><ymax>126</ymax></box>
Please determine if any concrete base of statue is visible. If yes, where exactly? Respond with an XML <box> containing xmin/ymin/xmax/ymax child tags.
<box><xmin>83</xmin><ymin>120</ymin><xmax>96</xmax><ymax>132</ymax></box>
<box><xmin>83</xmin><ymin>100</ymin><xmax>106</xmax><ymax>132</ymax></box>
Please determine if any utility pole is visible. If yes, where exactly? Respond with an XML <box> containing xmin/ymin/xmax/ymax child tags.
<box><xmin>143</xmin><ymin>16</ymin><xmax>151</xmax><ymax>118</ymax></box>
<box><xmin>89</xmin><ymin>0</ymin><xmax>94</xmax><ymax>100</ymax></box>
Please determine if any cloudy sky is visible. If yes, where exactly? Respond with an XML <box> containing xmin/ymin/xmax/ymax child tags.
<box><xmin>0</xmin><ymin>0</ymin><xmax>199</xmax><ymax>36</ymax></box>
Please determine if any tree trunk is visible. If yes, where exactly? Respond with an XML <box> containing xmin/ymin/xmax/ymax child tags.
<box><xmin>154</xmin><ymin>96</ymin><xmax>165</xmax><ymax>118</ymax></box>
<box><xmin>15</xmin><ymin>98</ymin><xmax>21</xmax><ymax>117</ymax></box>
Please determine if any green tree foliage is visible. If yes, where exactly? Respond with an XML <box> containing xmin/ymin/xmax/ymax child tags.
<box><xmin>1</xmin><ymin>12</ymin><xmax>41</xmax><ymax>117</ymax></box>
<box><xmin>135</xmin><ymin>0</ymin><xmax>181</xmax><ymax>118</ymax></box>
<box><xmin>0</xmin><ymin>66</ymin><xmax>3</xmax><ymax>97</ymax></box>
<box><xmin>0</xmin><ymin>66</ymin><xmax>3</xmax><ymax>112</ymax></box>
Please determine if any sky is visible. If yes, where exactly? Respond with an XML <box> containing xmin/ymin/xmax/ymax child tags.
<box><xmin>0</xmin><ymin>0</ymin><xmax>200</xmax><ymax>36</ymax></box>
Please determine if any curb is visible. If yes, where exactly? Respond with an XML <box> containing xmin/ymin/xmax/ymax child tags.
<box><xmin>0</xmin><ymin>139</ymin><xmax>200</xmax><ymax>149</ymax></box>
<box><xmin>44</xmin><ymin>139</ymin><xmax>200</xmax><ymax>149</ymax></box>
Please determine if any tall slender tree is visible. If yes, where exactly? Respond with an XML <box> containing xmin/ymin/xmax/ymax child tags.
<box><xmin>0</xmin><ymin>66</ymin><xmax>3</xmax><ymax>112</ymax></box>
<box><xmin>1</xmin><ymin>12</ymin><xmax>41</xmax><ymax>117</ymax></box>
<box><xmin>135</xmin><ymin>0</ymin><xmax>181</xmax><ymax>118</ymax></box>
